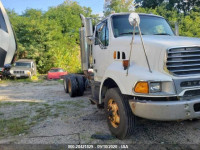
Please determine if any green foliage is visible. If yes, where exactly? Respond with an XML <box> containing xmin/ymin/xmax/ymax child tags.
<box><xmin>135</xmin><ymin>4</ymin><xmax>200</xmax><ymax>38</ymax></box>
<box><xmin>135</xmin><ymin>0</ymin><xmax>164</xmax><ymax>9</ymax></box>
<box><xmin>167</xmin><ymin>0</ymin><xmax>200</xmax><ymax>15</ymax></box>
<box><xmin>135</xmin><ymin>0</ymin><xmax>200</xmax><ymax>15</ymax></box>
<box><xmin>8</xmin><ymin>0</ymin><xmax>94</xmax><ymax>74</ymax></box>
<box><xmin>104</xmin><ymin>0</ymin><xmax>135</xmax><ymax>16</ymax></box>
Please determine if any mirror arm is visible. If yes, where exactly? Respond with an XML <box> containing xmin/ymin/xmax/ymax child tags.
<box><xmin>93</xmin><ymin>37</ymin><xmax>107</xmax><ymax>49</ymax></box>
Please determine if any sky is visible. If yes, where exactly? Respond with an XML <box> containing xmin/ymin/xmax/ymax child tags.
<box><xmin>1</xmin><ymin>0</ymin><xmax>104</xmax><ymax>15</ymax></box>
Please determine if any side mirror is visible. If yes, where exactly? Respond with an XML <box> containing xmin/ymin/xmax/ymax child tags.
<box><xmin>80</xmin><ymin>14</ymin><xmax>93</xmax><ymax>37</ymax></box>
<box><xmin>129</xmin><ymin>13</ymin><xmax>140</xmax><ymax>27</ymax></box>
<box><xmin>98</xmin><ymin>23</ymin><xmax>105</xmax><ymax>33</ymax></box>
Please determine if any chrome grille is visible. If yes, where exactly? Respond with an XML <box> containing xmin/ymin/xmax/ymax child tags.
<box><xmin>14</xmin><ymin>71</ymin><xmax>24</xmax><ymax>74</ymax></box>
<box><xmin>184</xmin><ymin>89</ymin><xmax>200</xmax><ymax>98</ymax></box>
<box><xmin>166</xmin><ymin>47</ymin><xmax>200</xmax><ymax>76</ymax></box>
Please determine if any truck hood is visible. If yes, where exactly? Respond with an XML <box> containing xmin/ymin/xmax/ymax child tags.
<box><xmin>117</xmin><ymin>35</ymin><xmax>200</xmax><ymax>49</ymax></box>
<box><xmin>112</xmin><ymin>35</ymin><xmax>200</xmax><ymax>73</ymax></box>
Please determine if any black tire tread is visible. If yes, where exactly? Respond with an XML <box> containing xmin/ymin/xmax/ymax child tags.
<box><xmin>68</xmin><ymin>75</ymin><xmax>78</xmax><ymax>97</ymax></box>
<box><xmin>105</xmin><ymin>88</ymin><xmax>135</xmax><ymax>139</ymax></box>
<box><xmin>63</xmin><ymin>77</ymin><xmax>69</xmax><ymax>93</ymax></box>
<box><xmin>76</xmin><ymin>75</ymin><xmax>85</xmax><ymax>96</ymax></box>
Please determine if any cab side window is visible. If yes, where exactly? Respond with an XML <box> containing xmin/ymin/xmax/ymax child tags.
<box><xmin>95</xmin><ymin>20</ymin><xmax>109</xmax><ymax>47</ymax></box>
<box><xmin>0</xmin><ymin>8</ymin><xmax>8</xmax><ymax>32</ymax></box>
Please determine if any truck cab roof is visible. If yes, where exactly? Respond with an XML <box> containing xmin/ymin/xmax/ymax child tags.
<box><xmin>15</xmin><ymin>59</ymin><xmax>35</xmax><ymax>63</ymax></box>
<box><xmin>97</xmin><ymin>13</ymin><xmax>164</xmax><ymax>25</ymax></box>
<box><xmin>110</xmin><ymin>12</ymin><xmax>163</xmax><ymax>18</ymax></box>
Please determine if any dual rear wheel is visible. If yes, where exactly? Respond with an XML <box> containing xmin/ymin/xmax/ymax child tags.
<box><xmin>63</xmin><ymin>75</ymin><xmax>85</xmax><ymax>97</ymax></box>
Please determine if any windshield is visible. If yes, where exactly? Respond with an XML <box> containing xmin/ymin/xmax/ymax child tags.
<box><xmin>14</xmin><ymin>62</ymin><xmax>31</xmax><ymax>68</ymax></box>
<box><xmin>112</xmin><ymin>14</ymin><xmax>174</xmax><ymax>37</ymax></box>
<box><xmin>49</xmin><ymin>69</ymin><xmax>64</xmax><ymax>72</ymax></box>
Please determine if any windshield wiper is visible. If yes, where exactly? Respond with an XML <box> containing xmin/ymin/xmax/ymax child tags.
<box><xmin>153</xmin><ymin>33</ymin><xmax>171</xmax><ymax>35</ymax></box>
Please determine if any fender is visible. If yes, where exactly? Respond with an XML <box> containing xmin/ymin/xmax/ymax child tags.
<box><xmin>99</xmin><ymin>61</ymin><xmax>174</xmax><ymax>104</ymax></box>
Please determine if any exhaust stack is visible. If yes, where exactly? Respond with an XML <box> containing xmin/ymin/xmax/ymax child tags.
<box><xmin>79</xmin><ymin>14</ymin><xmax>93</xmax><ymax>71</ymax></box>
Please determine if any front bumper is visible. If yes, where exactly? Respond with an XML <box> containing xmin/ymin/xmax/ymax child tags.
<box><xmin>129</xmin><ymin>99</ymin><xmax>200</xmax><ymax>121</ymax></box>
<box><xmin>11</xmin><ymin>74</ymin><xmax>30</xmax><ymax>78</ymax></box>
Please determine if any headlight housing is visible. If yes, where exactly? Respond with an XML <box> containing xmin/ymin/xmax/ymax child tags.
<box><xmin>149</xmin><ymin>82</ymin><xmax>161</xmax><ymax>93</ymax></box>
<box><xmin>10</xmin><ymin>70</ymin><xmax>14</xmax><ymax>74</ymax></box>
<box><xmin>25</xmin><ymin>71</ymin><xmax>31</xmax><ymax>76</ymax></box>
<box><xmin>134</xmin><ymin>81</ymin><xmax>161</xmax><ymax>94</ymax></box>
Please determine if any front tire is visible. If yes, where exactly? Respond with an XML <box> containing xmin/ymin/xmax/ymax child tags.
<box><xmin>104</xmin><ymin>88</ymin><xmax>135</xmax><ymax>139</ymax></box>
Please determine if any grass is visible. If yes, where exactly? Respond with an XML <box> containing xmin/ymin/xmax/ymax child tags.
<box><xmin>57</xmin><ymin>100</ymin><xmax>86</xmax><ymax>108</ymax></box>
<box><xmin>32</xmin><ymin>104</ymin><xmax>53</xmax><ymax>121</ymax></box>
<box><xmin>0</xmin><ymin>118</ymin><xmax>30</xmax><ymax>137</ymax></box>
<box><xmin>0</xmin><ymin>78</ymin><xmax>67</xmax><ymax>139</ymax></box>
<box><xmin>0</xmin><ymin>102</ymin><xmax>18</xmax><ymax>107</ymax></box>
<box><xmin>0</xmin><ymin>75</ymin><xmax>45</xmax><ymax>84</ymax></box>
<box><xmin>0</xmin><ymin>102</ymin><xmax>54</xmax><ymax>138</ymax></box>
<box><xmin>0</xmin><ymin>77</ymin><xmax>87</xmax><ymax>138</ymax></box>
<box><xmin>0</xmin><ymin>80</ymin><xmax>8</xmax><ymax>84</ymax></box>
<box><xmin>0</xmin><ymin>99</ymin><xmax>87</xmax><ymax>138</ymax></box>
<box><xmin>57</xmin><ymin>79</ymin><xmax>64</xmax><ymax>84</ymax></box>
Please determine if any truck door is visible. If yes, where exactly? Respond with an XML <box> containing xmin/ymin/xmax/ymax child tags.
<box><xmin>93</xmin><ymin>20</ymin><xmax>110</xmax><ymax>81</ymax></box>
<box><xmin>0</xmin><ymin>7</ymin><xmax>9</xmax><ymax>67</ymax></box>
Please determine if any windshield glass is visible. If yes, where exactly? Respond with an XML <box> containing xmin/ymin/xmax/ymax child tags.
<box><xmin>112</xmin><ymin>14</ymin><xmax>174</xmax><ymax>37</ymax></box>
<box><xmin>49</xmin><ymin>69</ymin><xmax>64</xmax><ymax>72</ymax></box>
<box><xmin>14</xmin><ymin>62</ymin><xmax>31</xmax><ymax>68</ymax></box>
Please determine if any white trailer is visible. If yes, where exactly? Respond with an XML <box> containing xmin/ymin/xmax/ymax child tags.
<box><xmin>0</xmin><ymin>1</ymin><xmax>17</xmax><ymax>70</ymax></box>
<box><xmin>63</xmin><ymin>12</ymin><xmax>200</xmax><ymax>139</ymax></box>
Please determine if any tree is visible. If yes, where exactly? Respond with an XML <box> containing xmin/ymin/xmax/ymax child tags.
<box><xmin>104</xmin><ymin>0</ymin><xmax>136</xmax><ymax>16</ymax></box>
<box><xmin>135</xmin><ymin>0</ymin><xmax>165</xmax><ymax>8</ymax></box>
<box><xmin>8</xmin><ymin>0</ymin><xmax>94</xmax><ymax>74</ymax></box>
<box><xmin>167</xmin><ymin>0</ymin><xmax>200</xmax><ymax>15</ymax></box>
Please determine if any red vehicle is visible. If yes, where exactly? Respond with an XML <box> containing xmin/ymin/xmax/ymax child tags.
<box><xmin>47</xmin><ymin>68</ymin><xmax>68</xmax><ymax>80</ymax></box>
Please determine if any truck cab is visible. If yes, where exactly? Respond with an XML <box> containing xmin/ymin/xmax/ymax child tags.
<box><xmin>66</xmin><ymin>12</ymin><xmax>200</xmax><ymax>139</ymax></box>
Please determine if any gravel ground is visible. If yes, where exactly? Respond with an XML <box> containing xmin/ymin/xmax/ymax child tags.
<box><xmin>0</xmin><ymin>80</ymin><xmax>200</xmax><ymax>149</ymax></box>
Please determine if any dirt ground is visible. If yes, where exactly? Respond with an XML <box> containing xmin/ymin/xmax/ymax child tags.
<box><xmin>0</xmin><ymin>80</ymin><xmax>200</xmax><ymax>149</ymax></box>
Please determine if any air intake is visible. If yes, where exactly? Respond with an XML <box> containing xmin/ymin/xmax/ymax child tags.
<box><xmin>166</xmin><ymin>47</ymin><xmax>200</xmax><ymax>76</ymax></box>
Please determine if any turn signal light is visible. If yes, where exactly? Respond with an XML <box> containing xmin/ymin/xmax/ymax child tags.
<box><xmin>134</xmin><ymin>82</ymin><xmax>149</xmax><ymax>94</ymax></box>
<box><xmin>113</xmin><ymin>51</ymin><xmax>117</xmax><ymax>59</ymax></box>
<box><xmin>123</xmin><ymin>60</ymin><xmax>129</xmax><ymax>70</ymax></box>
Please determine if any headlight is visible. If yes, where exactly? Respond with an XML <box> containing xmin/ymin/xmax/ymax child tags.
<box><xmin>25</xmin><ymin>71</ymin><xmax>31</xmax><ymax>75</ymax></box>
<box><xmin>149</xmin><ymin>82</ymin><xmax>161</xmax><ymax>93</ymax></box>
<box><xmin>10</xmin><ymin>70</ymin><xmax>14</xmax><ymax>74</ymax></box>
<box><xmin>134</xmin><ymin>81</ymin><xmax>161</xmax><ymax>94</ymax></box>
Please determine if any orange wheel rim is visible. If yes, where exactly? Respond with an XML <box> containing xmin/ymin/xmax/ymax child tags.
<box><xmin>68</xmin><ymin>80</ymin><xmax>71</xmax><ymax>93</ymax></box>
<box><xmin>107</xmin><ymin>99</ymin><xmax>120</xmax><ymax>128</ymax></box>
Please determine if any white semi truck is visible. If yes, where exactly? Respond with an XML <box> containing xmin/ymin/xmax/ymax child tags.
<box><xmin>0</xmin><ymin>1</ymin><xmax>17</xmax><ymax>71</ymax></box>
<box><xmin>63</xmin><ymin>12</ymin><xmax>200</xmax><ymax>139</ymax></box>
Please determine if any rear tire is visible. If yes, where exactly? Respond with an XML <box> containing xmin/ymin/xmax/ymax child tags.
<box><xmin>63</xmin><ymin>77</ymin><xmax>69</xmax><ymax>93</ymax></box>
<box><xmin>68</xmin><ymin>75</ymin><xmax>78</xmax><ymax>97</ymax></box>
<box><xmin>104</xmin><ymin>88</ymin><xmax>135</xmax><ymax>139</ymax></box>
<box><xmin>76</xmin><ymin>75</ymin><xmax>84</xmax><ymax>96</ymax></box>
